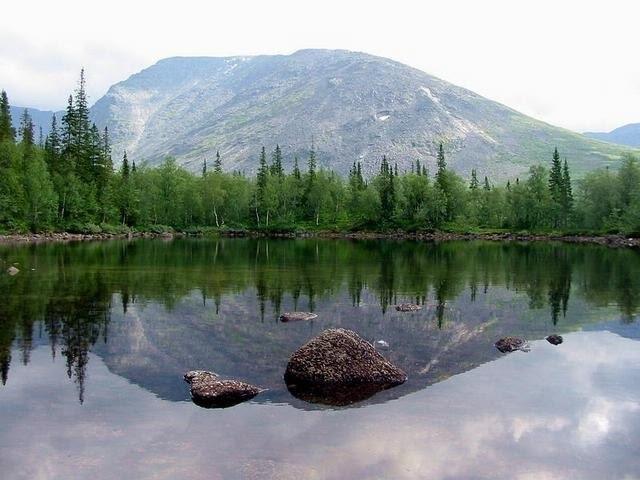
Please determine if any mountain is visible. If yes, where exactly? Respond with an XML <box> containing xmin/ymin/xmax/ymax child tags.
<box><xmin>91</xmin><ymin>49</ymin><xmax>637</xmax><ymax>178</ymax></box>
<box><xmin>584</xmin><ymin>123</ymin><xmax>640</xmax><ymax>147</ymax></box>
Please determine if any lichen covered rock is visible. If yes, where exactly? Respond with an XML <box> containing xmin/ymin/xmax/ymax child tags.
<box><xmin>395</xmin><ymin>303</ymin><xmax>421</xmax><ymax>312</ymax></box>
<box><xmin>546</xmin><ymin>334</ymin><xmax>563</xmax><ymax>345</ymax></box>
<box><xmin>284</xmin><ymin>328</ymin><xmax>406</xmax><ymax>405</ymax></box>
<box><xmin>279</xmin><ymin>312</ymin><xmax>318</xmax><ymax>322</ymax></box>
<box><xmin>184</xmin><ymin>370</ymin><xmax>262</xmax><ymax>408</ymax></box>
<box><xmin>494</xmin><ymin>336</ymin><xmax>529</xmax><ymax>353</ymax></box>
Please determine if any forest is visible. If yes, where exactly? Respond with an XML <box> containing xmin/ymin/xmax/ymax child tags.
<box><xmin>0</xmin><ymin>72</ymin><xmax>639</xmax><ymax>235</ymax></box>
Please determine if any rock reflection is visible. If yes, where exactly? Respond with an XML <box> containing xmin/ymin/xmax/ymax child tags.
<box><xmin>0</xmin><ymin>238</ymin><xmax>638</xmax><ymax>405</ymax></box>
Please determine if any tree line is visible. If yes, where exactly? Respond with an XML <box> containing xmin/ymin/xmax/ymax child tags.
<box><xmin>0</xmin><ymin>73</ymin><xmax>639</xmax><ymax>235</ymax></box>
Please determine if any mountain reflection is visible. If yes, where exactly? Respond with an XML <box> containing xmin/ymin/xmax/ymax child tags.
<box><xmin>0</xmin><ymin>238</ymin><xmax>638</xmax><ymax>404</ymax></box>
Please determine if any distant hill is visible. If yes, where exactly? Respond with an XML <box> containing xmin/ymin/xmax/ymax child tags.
<box><xmin>89</xmin><ymin>49</ymin><xmax>635</xmax><ymax>180</ymax></box>
<box><xmin>584</xmin><ymin>123</ymin><xmax>640</xmax><ymax>147</ymax></box>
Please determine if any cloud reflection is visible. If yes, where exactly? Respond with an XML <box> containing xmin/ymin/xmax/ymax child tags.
<box><xmin>0</xmin><ymin>331</ymin><xmax>639</xmax><ymax>479</ymax></box>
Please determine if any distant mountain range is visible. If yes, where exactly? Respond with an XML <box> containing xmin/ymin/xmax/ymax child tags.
<box><xmin>10</xmin><ymin>49</ymin><xmax>638</xmax><ymax>179</ymax></box>
<box><xmin>584</xmin><ymin>123</ymin><xmax>640</xmax><ymax>147</ymax></box>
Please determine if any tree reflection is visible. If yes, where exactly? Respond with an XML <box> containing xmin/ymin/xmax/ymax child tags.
<box><xmin>0</xmin><ymin>238</ymin><xmax>638</xmax><ymax>401</ymax></box>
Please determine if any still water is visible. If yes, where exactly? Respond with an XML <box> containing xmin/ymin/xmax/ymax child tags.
<box><xmin>0</xmin><ymin>238</ymin><xmax>639</xmax><ymax>479</ymax></box>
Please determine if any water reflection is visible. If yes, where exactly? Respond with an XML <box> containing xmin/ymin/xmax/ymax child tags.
<box><xmin>1</xmin><ymin>332</ymin><xmax>638</xmax><ymax>479</ymax></box>
<box><xmin>0</xmin><ymin>239</ymin><xmax>638</xmax><ymax>406</ymax></box>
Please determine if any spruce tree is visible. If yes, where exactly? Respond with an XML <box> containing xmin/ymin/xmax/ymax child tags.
<box><xmin>293</xmin><ymin>156</ymin><xmax>301</xmax><ymax>180</ymax></box>
<box><xmin>562</xmin><ymin>158</ymin><xmax>573</xmax><ymax>214</ymax></box>
<box><xmin>121</xmin><ymin>151</ymin><xmax>130</xmax><ymax>179</ymax></box>
<box><xmin>19</xmin><ymin>109</ymin><xmax>34</xmax><ymax>148</ymax></box>
<box><xmin>484</xmin><ymin>176</ymin><xmax>490</xmax><ymax>191</ymax></box>
<box><xmin>470</xmin><ymin>169</ymin><xmax>479</xmax><ymax>190</ymax></box>
<box><xmin>214</xmin><ymin>150</ymin><xmax>222</xmax><ymax>173</ymax></box>
<box><xmin>271</xmin><ymin>144</ymin><xmax>283</xmax><ymax>177</ymax></box>
<box><xmin>549</xmin><ymin>147</ymin><xmax>563</xmax><ymax>203</ymax></box>
<box><xmin>44</xmin><ymin>114</ymin><xmax>61</xmax><ymax>172</ymax></box>
<box><xmin>202</xmin><ymin>158</ymin><xmax>207</xmax><ymax>177</ymax></box>
<box><xmin>0</xmin><ymin>90</ymin><xmax>15</xmax><ymax>142</ymax></box>
<box><xmin>436</xmin><ymin>143</ymin><xmax>446</xmax><ymax>184</ymax></box>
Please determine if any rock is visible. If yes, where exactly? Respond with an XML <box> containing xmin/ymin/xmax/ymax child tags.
<box><xmin>284</xmin><ymin>328</ymin><xmax>407</xmax><ymax>405</ymax></box>
<box><xmin>395</xmin><ymin>303</ymin><xmax>422</xmax><ymax>312</ymax></box>
<box><xmin>494</xmin><ymin>336</ymin><xmax>529</xmax><ymax>353</ymax></box>
<box><xmin>374</xmin><ymin>340</ymin><xmax>390</xmax><ymax>350</ymax></box>
<box><xmin>184</xmin><ymin>370</ymin><xmax>262</xmax><ymax>408</ymax></box>
<box><xmin>546</xmin><ymin>334</ymin><xmax>563</xmax><ymax>345</ymax></box>
<box><xmin>6</xmin><ymin>266</ymin><xmax>19</xmax><ymax>276</ymax></box>
<box><xmin>279</xmin><ymin>312</ymin><xmax>318</xmax><ymax>322</ymax></box>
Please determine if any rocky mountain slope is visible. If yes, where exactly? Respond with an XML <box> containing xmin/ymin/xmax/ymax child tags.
<box><xmin>90</xmin><ymin>49</ymin><xmax>636</xmax><ymax>179</ymax></box>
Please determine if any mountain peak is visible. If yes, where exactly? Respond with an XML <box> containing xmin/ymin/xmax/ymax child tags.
<box><xmin>89</xmin><ymin>50</ymin><xmax>634</xmax><ymax>178</ymax></box>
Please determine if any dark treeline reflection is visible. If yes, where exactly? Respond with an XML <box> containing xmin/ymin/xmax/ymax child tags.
<box><xmin>0</xmin><ymin>238</ymin><xmax>639</xmax><ymax>402</ymax></box>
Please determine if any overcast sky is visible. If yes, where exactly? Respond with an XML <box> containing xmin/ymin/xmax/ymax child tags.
<box><xmin>1</xmin><ymin>0</ymin><xmax>638</xmax><ymax>132</ymax></box>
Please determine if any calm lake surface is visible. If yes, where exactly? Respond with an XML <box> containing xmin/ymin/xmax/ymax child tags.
<box><xmin>1</xmin><ymin>238</ymin><xmax>639</xmax><ymax>479</ymax></box>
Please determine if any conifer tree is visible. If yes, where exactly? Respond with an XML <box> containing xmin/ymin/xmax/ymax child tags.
<box><xmin>121</xmin><ymin>151</ymin><xmax>130</xmax><ymax>179</ymax></box>
<box><xmin>470</xmin><ymin>169</ymin><xmax>479</xmax><ymax>190</ymax></box>
<box><xmin>484</xmin><ymin>176</ymin><xmax>490</xmax><ymax>191</ymax></box>
<box><xmin>214</xmin><ymin>150</ymin><xmax>222</xmax><ymax>173</ymax></box>
<box><xmin>44</xmin><ymin>114</ymin><xmax>61</xmax><ymax>172</ymax></box>
<box><xmin>562</xmin><ymin>158</ymin><xmax>573</xmax><ymax>215</ymax></box>
<box><xmin>0</xmin><ymin>90</ymin><xmax>15</xmax><ymax>143</ymax></box>
<box><xmin>271</xmin><ymin>144</ymin><xmax>283</xmax><ymax>177</ymax></box>
<box><xmin>549</xmin><ymin>147</ymin><xmax>563</xmax><ymax>203</ymax></box>
<box><xmin>436</xmin><ymin>143</ymin><xmax>446</xmax><ymax>185</ymax></box>
<box><xmin>19</xmin><ymin>109</ymin><xmax>34</xmax><ymax>148</ymax></box>
<box><xmin>293</xmin><ymin>156</ymin><xmax>301</xmax><ymax>180</ymax></box>
<box><xmin>202</xmin><ymin>158</ymin><xmax>207</xmax><ymax>177</ymax></box>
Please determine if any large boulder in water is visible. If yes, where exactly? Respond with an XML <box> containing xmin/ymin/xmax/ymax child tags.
<box><xmin>184</xmin><ymin>370</ymin><xmax>263</xmax><ymax>408</ymax></box>
<box><xmin>284</xmin><ymin>328</ymin><xmax>407</xmax><ymax>405</ymax></box>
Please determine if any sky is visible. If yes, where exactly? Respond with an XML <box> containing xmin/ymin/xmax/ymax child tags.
<box><xmin>1</xmin><ymin>0</ymin><xmax>638</xmax><ymax>132</ymax></box>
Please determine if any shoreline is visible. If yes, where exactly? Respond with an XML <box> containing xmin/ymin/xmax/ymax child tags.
<box><xmin>0</xmin><ymin>230</ymin><xmax>638</xmax><ymax>248</ymax></box>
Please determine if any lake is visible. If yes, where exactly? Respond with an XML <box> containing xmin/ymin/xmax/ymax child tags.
<box><xmin>1</xmin><ymin>238</ymin><xmax>639</xmax><ymax>479</ymax></box>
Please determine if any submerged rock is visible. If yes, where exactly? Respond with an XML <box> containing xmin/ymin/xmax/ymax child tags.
<box><xmin>495</xmin><ymin>336</ymin><xmax>529</xmax><ymax>353</ymax></box>
<box><xmin>279</xmin><ymin>312</ymin><xmax>318</xmax><ymax>322</ymax></box>
<box><xmin>284</xmin><ymin>328</ymin><xmax>407</xmax><ymax>406</ymax></box>
<box><xmin>546</xmin><ymin>334</ymin><xmax>563</xmax><ymax>345</ymax></box>
<box><xmin>6</xmin><ymin>266</ymin><xmax>19</xmax><ymax>276</ymax></box>
<box><xmin>184</xmin><ymin>370</ymin><xmax>262</xmax><ymax>408</ymax></box>
<box><xmin>395</xmin><ymin>303</ymin><xmax>422</xmax><ymax>312</ymax></box>
<box><xmin>374</xmin><ymin>339</ymin><xmax>390</xmax><ymax>350</ymax></box>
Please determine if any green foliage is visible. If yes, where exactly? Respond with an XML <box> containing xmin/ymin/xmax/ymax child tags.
<box><xmin>0</xmin><ymin>75</ymin><xmax>638</xmax><ymax>237</ymax></box>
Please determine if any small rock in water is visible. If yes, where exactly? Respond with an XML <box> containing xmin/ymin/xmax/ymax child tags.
<box><xmin>546</xmin><ymin>334</ymin><xmax>563</xmax><ymax>345</ymax></box>
<box><xmin>495</xmin><ymin>336</ymin><xmax>529</xmax><ymax>353</ymax></box>
<box><xmin>395</xmin><ymin>303</ymin><xmax>422</xmax><ymax>312</ymax></box>
<box><xmin>6</xmin><ymin>266</ymin><xmax>19</xmax><ymax>276</ymax></box>
<box><xmin>184</xmin><ymin>370</ymin><xmax>262</xmax><ymax>408</ymax></box>
<box><xmin>374</xmin><ymin>340</ymin><xmax>390</xmax><ymax>350</ymax></box>
<box><xmin>279</xmin><ymin>312</ymin><xmax>318</xmax><ymax>322</ymax></box>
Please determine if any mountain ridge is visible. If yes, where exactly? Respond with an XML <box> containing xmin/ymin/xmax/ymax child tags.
<box><xmin>584</xmin><ymin>123</ymin><xmax>640</xmax><ymax>147</ymax></box>
<box><xmin>10</xmin><ymin>49</ymin><xmax>637</xmax><ymax>179</ymax></box>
